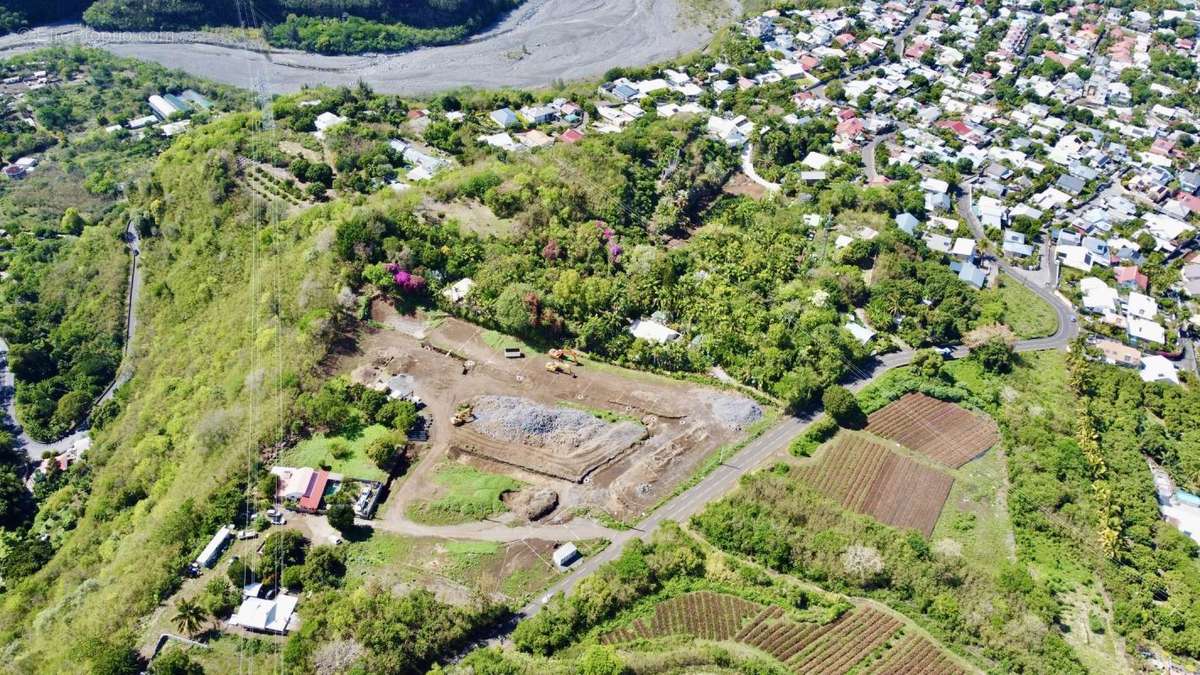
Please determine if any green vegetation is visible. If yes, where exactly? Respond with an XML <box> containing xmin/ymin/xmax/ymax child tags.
<box><xmin>976</xmin><ymin>278</ymin><xmax>1058</xmax><ymax>339</ymax></box>
<box><xmin>283</xmin><ymin>424</ymin><xmax>394</xmax><ymax>482</ymax></box>
<box><xmin>284</xmin><ymin>82</ymin><xmax>983</xmax><ymax>413</ymax></box>
<box><xmin>0</xmin><ymin>48</ymin><xmax>246</xmax><ymax>442</ymax></box>
<box><xmin>72</xmin><ymin>0</ymin><xmax>523</xmax><ymax>54</ymax></box>
<box><xmin>0</xmin><ymin>108</ymin><xmax>344</xmax><ymax>671</ymax></box>
<box><xmin>407</xmin><ymin>463</ymin><xmax>522</xmax><ymax>525</ymax></box>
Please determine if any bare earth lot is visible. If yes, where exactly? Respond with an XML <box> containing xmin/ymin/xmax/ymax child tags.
<box><xmin>346</xmin><ymin>301</ymin><xmax>763</xmax><ymax>526</ymax></box>
<box><xmin>0</xmin><ymin>0</ymin><xmax>719</xmax><ymax>95</ymax></box>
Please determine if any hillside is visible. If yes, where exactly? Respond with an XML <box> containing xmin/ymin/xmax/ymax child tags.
<box><xmin>0</xmin><ymin>114</ymin><xmax>346</xmax><ymax>671</ymax></box>
<box><xmin>0</xmin><ymin>0</ymin><xmax>524</xmax><ymax>54</ymax></box>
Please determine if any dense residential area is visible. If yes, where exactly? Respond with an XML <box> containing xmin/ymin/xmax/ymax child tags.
<box><xmin>0</xmin><ymin>1</ymin><xmax>1199</xmax><ymax>674</ymax></box>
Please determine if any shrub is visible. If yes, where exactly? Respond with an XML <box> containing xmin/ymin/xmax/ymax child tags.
<box><xmin>327</xmin><ymin>503</ymin><xmax>356</xmax><ymax>534</ymax></box>
<box><xmin>822</xmin><ymin>386</ymin><xmax>865</xmax><ymax>429</ymax></box>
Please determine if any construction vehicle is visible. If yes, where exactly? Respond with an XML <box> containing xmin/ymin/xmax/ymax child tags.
<box><xmin>545</xmin><ymin>361</ymin><xmax>576</xmax><ymax>377</ymax></box>
<box><xmin>548</xmin><ymin>348</ymin><xmax>582</xmax><ymax>364</ymax></box>
<box><xmin>452</xmin><ymin>404</ymin><xmax>474</xmax><ymax>426</ymax></box>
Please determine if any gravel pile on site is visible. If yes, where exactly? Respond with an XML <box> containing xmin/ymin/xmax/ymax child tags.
<box><xmin>470</xmin><ymin>395</ymin><xmax>646</xmax><ymax>451</ymax></box>
<box><xmin>709</xmin><ymin>394</ymin><xmax>764</xmax><ymax>431</ymax></box>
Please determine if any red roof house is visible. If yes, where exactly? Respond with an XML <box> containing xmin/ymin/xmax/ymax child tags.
<box><xmin>297</xmin><ymin>470</ymin><xmax>330</xmax><ymax>513</ymax></box>
<box><xmin>1115</xmin><ymin>266</ymin><xmax>1149</xmax><ymax>291</ymax></box>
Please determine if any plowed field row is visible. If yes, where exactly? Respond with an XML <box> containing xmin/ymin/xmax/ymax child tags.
<box><xmin>859</xmin><ymin>631</ymin><xmax>968</xmax><ymax>675</ymax></box>
<box><xmin>866</xmin><ymin>393</ymin><xmax>999</xmax><ymax>468</ymax></box>
<box><xmin>603</xmin><ymin>594</ymin><xmax>968</xmax><ymax>674</ymax></box>
<box><xmin>798</xmin><ymin>435</ymin><xmax>954</xmax><ymax>536</ymax></box>
<box><xmin>600</xmin><ymin>591</ymin><xmax>764</xmax><ymax>644</ymax></box>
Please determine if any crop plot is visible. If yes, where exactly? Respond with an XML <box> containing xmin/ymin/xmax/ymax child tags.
<box><xmin>602</xmin><ymin>594</ymin><xmax>966</xmax><ymax>675</ymax></box>
<box><xmin>736</xmin><ymin>606</ymin><xmax>903</xmax><ymax>674</ymax></box>
<box><xmin>797</xmin><ymin>434</ymin><xmax>953</xmax><ymax>536</ymax></box>
<box><xmin>859</xmin><ymin>632</ymin><xmax>967</xmax><ymax>675</ymax></box>
<box><xmin>601</xmin><ymin>591</ymin><xmax>765</xmax><ymax>643</ymax></box>
<box><xmin>866</xmin><ymin>393</ymin><xmax>999</xmax><ymax>468</ymax></box>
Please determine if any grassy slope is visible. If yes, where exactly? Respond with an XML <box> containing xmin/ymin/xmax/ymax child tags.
<box><xmin>0</xmin><ymin>114</ymin><xmax>343</xmax><ymax>672</ymax></box>
<box><xmin>283</xmin><ymin>423</ymin><xmax>391</xmax><ymax>482</ymax></box>
<box><xmin>977</xmin><ymin>277</ymin><xmax>1058</xmax><ymax>339</ymax></box>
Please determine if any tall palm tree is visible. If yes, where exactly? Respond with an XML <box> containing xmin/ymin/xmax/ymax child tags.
<box><xmin>172</xmin><ymin>598</ymin><xmax>206</xmax><ymax>638</ymax></box>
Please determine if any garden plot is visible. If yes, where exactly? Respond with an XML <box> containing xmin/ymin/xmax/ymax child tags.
<box><xmin>798</xmin><ymin>434</ymin><xmax>954</xmax><ymax>537</ymax></box>
<box><xmin>603</xmin><ymin>594</ymin><xmax>967</xmax><ymax>675</ymax></box>
<box><xmin>866</xmin><ymin>393</ymin><xmax>999</xmax><ymax>469</ymax></box>
<box><xmin>456</xmin><ymin>395</ymin><xmax>647</xmax><ymax>482</ymax></box>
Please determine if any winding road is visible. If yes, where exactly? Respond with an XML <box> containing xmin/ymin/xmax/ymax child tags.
<box><xmin>0</xmin><ymin>222</ymin><xmax>142</xmax><ymax>460</ymax></box>
<box><xmin>0</xmin><ymin>0</ymin><xmax>717</xmax><ymax>95</ymax></box>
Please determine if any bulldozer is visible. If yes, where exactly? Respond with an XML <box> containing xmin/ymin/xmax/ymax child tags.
<box><xmin>451</xmin><ymin>403</ymin><xmax>474</xmax><ymax>426</ymax></box>
<box><xmin>545</xmin><ymin>361</ymin><xmax>576</xmax><ymax>377</ymax></box>
<box><xmin>547</xmin><ymin>348</ymin><xmax>582</xmax><ymax>364</ymax></box>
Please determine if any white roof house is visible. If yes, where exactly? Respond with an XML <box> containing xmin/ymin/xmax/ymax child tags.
<box><xmin>552</xmin><ymin>543</ymin><xmax>580</xmax><ymax>568</ymax></box>
<box><xmin>229</xmin><ymin>594</ymin><xmax>298</xmax><ymax>634</ymax></box>
<box><xmin>951</xmin><ymin>238</ymin><xmax>976</xmax><ymax>258</ymax></box>
<box><xmin>313</xmin><ymin>112</ymin><xmax>347</xmax><ymax>132</ymax></box>
<box><xmin>630</xmin><ymin>319</ymin><xmax>681</xmax><ymax>344</ymax></box>
<box><xmin>148</xmin><ymin>94</ymin><xmax>185</xmax><ymax>120</ymax></box>
<box><xmin>1080</xmin><ymin>277</ymin><xmax>1118</xmax><ymax>314</ymax></box>
<box><xmin>845</xmin><ymin>321</ymin><xmax>876</xmax><ymax>345</ymax></box>
<box><xmin>1141</xmin><ymin>355</ymin><xmax>1179</xmax><ymax>384</ymax></box>
<box><xmin>442</xmin><ymin>278</ymin><xmax>475</xmax><ymax>303</ymax></box>
<box><xmin>194</xmin><ymin>526</ymin><xmax>232</xmax><ymax>569</ymax></box>
<box><xmin>1057</xmin><ymin>245</ymin><xmax>1094</xmax><ymax>272</ymax></box>
<box><xmin>271</xmin><ymin>466</ymin><xmax>317</xmax><ymax>501</ymax></box>
<box><xmin>1128</xmin><ymin>317</ymin><xmax>1166</xmax><ymax>345</ymax></box>
<box><xmin>1127</xmin><ymin>292</ymin><xmax>1158</xmax><ymax>320</ymax></box>
<box><xmin>921</xmin><ymin>177</ymin><xmax>950</xmax><ymax>195</ymax></box>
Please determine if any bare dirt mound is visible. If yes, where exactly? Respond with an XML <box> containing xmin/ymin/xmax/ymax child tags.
<box><xmin>455</xmin><ymin>396</ymin><xmax>646</xmax><ymax>482</ymax></box>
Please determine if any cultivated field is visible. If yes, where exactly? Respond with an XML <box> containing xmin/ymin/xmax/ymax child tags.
<box><xmin>738</xmin><ymin>606</ymin><xmax>903</xmax><ymax>674</ymax></box>
<box><xmin>859</xmin><ymin>631</ymin><xmax>967</xmax><ymax>675</ymax></box>
<box><xmin>601</xmin><ymin>591</ymin><xmax>764</xmax><ymax>643</ymax></box>
<box><xmin>798</xmin><ymin>434</ymin><xmax>954</xmax><ymax>536</ymax></box>
<box><xmin>601</xmin><ymin>593</ymin><xmax>969</xmax><ymax>674</ymax></box>
<box><xmin>866</xmin><ymin>393</ymin><xmax>999</xmax><ymax>468</ymax></box>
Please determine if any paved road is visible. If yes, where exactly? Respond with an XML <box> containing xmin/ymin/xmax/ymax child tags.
<box><xmin>0</xmin><ymin>0</ymin><xmax>716</xmax><ymax>95</ymax></box>
<box><xmin>741</xmin><ymin>143</ymin><xmax>781</xmax><ymax>193</ymax></box>
<box><xmin>956</xmin><ymin>187</ymin><xmax>1079</xmax><ymax>350</ymax></box>
<box><xmin>0</xmin><ymin>222</ymin><xmax>142</xmax><ymax>460</ymax></box>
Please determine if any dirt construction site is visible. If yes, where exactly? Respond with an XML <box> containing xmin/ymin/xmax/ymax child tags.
<box><xmin>341</xmin><ymin>301</ymin><xmax>765</xmax><ymax>526</ymax></box>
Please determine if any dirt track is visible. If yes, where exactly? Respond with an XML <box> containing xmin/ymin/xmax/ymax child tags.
<box><xmin>0</xmin><ymin>0</ymin><xmax>721</xmax><ymax>95</ymax></box>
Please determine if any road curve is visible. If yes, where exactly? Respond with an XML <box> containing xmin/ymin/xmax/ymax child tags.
<box><xmin>0</xmin><ymin>222</ymin><xmax>142</xmax><ymax>460</ymax></box>
<box><xmin>741</xmin><ymin>144</ymin><xmax>782</xmax><ymax>193</ymax></box>
<box><xmin>956</xmin><ymin>187</ymin><xmax>1079</xmax><ymax>350</ymax></box>
<box><xmin>0</xmin><ymin>0</ymin><xmax>715</xmax><ymax>95</ymax></box>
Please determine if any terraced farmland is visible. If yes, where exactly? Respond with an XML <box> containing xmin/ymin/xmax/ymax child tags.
<box><xmin>797</xmin><ymin>434</ymin><xmax>954</xmax><ymax>536</ymax></box>
<box><xmin>859</xmin><ymin>632</ymin><xmax>967</xmax><ymax>675</ymax></box>
<box><xmin>737</xmin><ymin>606</ymin><xmax>902</xmax><ymax>674</ymax></box>
<box><xmin>600</xmin><ymin>591</ymin><xmax>764</xmax><ymax>643</ymax></box>
<box><xmin>602</xmin><ymin>593</ymin><xmax>969</xmax><ymax>674</ymax></box>
<box><xmin>866</xmin><ymin>393</ymin><xmax>999</xmax><ymax>468</ymax></box>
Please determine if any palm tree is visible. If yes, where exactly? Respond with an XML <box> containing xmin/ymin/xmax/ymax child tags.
<box><xmin>172</xmin><ymin>598</ymin><xmax>206</xmax><ymax>638</ymax></box>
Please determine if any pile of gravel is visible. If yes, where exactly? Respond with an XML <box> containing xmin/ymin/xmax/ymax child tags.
<box><xmin>470</xmin><ymin>395</ymin><xmax>645</xmax><ymax>451</ymax></box>
<box><xmin>709</xmin><ymin>394</ymin><xmax>764</xmax><ymax>431</ymax></box>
